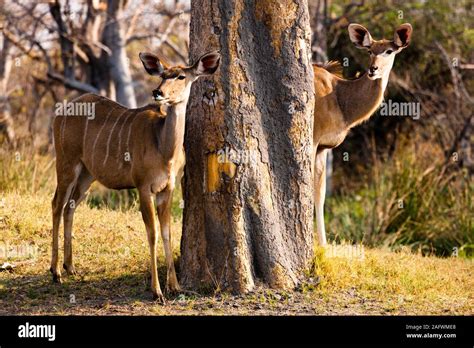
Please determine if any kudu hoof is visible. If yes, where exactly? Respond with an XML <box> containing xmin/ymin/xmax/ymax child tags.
<box><xmin>50</xmin><ymin>267</ymin><xmax>62</xmax><ymax>284</ymax></box>
<box><xmin>63</xmin><ymin>263</ymin><xmax>77</xmax><ymax>276</ymax></box>
<box><xmin>152</xmin><ymin>292</ymin><xmax>166</xmax><ymax>304</ymax></box>
<box><xmin>166</xmin><ymin>285</ymin><xmax>182</xmax><ymax>296</ymax></box>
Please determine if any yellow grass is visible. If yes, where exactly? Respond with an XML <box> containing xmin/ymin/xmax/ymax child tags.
<box><xmin>309</xmin><ymin>245</ymin><xmax>473</xmax><ymax>314</ymax></box>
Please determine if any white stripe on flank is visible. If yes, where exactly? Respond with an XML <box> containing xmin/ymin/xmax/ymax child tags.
<box><xmin>60</xmin><ymin>116</ymin><xmax>67</xmax><ymax>154</ymax></box>
<box><xmin>125</xmin><ymin>114</ymin><xmax>137</xmax><ymax>159</ymax></box>
<box><xmin>103</xmin><ymin>109</ymin><xmax>129</xmax><ymax>166</ymax></box>
<box><xmin>82</xmin><ymin>98</ymin><xmax>103</xmax><ymax>155</ymax></box>
<box><xmin>117</xmin><ymin>111</ymin><xmax>135</xmax><ymax>166</ymax></box>
<box><xmin>90</xmin><ymin>106</ymin><xmax>118</xmax><ymax>171</ymax></box>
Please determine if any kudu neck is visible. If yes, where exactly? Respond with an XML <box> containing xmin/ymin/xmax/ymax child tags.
<box><xmin>158</xmin><ymin>97</ymin><xmax>188</xmax><ymax>162</ymax></box>
<box><xmin>338</xmin><ymin>72</ymin><xmax>387</xmax><ymax>128</ymax></box>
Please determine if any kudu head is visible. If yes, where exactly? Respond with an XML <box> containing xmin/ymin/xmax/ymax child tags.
<box><xmin>139</xmin><ymin>51</ymin><xmax>220</xmax><ymax>105</ymax></box>
<box><xmin>348</xmin><ymin>23</ymin><xmax>412</xmax><ymax>80</ymax></box>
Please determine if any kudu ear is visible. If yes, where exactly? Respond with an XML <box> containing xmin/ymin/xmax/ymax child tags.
<box><xmin>191</xmin><ymin>51</ymin><xmax>221</xmax><ymax>76</ymax></box>
<box><xmin>139</xmin><ymin>52</ymin><xmax>165</xmax><ymax>76</ymax></box>
<box><xmin>348</xmin><ymin>23</ymin><xmax>373</xmax><ymax>49</ymax></box>
<box><xmin>394</xmin><ymin>23</ymin><xmax>412</xmax><ymax>49</ymax></box>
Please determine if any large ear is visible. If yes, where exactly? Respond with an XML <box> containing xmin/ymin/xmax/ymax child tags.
<box><xmin>394</xmin><ymin>23</ymin><xmax>412</xmax><ymax>48</ymax></box>
<box><xmin>348</xmin><ymin>23</ymin><xmax>373</xmax><ymax>49</ymax></box>
<box><xmin>192</xmin><ymin>51</ymin><xmax>220</xmax><ymax>76</ymax></box>
<box><xmin>139</xmin><ymin>52</ymin><xmax>165</xmax><ymax>76</ymax></box>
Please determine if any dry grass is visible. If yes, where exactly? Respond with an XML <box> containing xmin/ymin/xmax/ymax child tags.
<box><xmin>308</xmin><ymin>245</ymin><xmax>473</xmax><ymax>314</ymax></box>
<box><xmin>0</xmin><ymin>189</ymin><xmax>472</xmax><ymax>315</ymax></box>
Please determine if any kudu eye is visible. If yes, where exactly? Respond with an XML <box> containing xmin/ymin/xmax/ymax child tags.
<box><xmin>177</xmin><ymin>75</ymin><xmax>185</xmax><ymax>80</ymax></box>
<box><xmin>386</xmin><ymin>50</ymin><xmax>393</xmax><ymax>54</ymax></box>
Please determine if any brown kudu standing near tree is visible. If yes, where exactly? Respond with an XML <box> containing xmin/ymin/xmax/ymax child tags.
<box><xmin>313</xmin><ymin>23</ymin><xmax>413</xmax><ymax>245</ymax></box>
<box><xmin>51</xmin><ymin>51</ymin><xmax>220</xmax><ymax>302</ymax></box>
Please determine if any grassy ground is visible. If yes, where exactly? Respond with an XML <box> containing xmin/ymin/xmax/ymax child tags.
<box><xmin>0</xmin><ymin>189</ymin><xmax>472</xmax><ymax>315</ymax></box>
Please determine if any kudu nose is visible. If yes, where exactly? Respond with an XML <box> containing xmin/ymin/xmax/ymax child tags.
<box><xmin>369</xmin><ymin>66</ymin><xmax>378</xmax><ymax>73</ymax></box>
<box><xmin>152</xmin><ymin>89</ymin><xmax>163</xmax><ymax>98</ymax></box>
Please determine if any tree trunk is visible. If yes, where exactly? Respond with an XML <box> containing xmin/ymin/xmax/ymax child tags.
<box><xmin>0</xmin><ymin>34</ymin><xmax>16</xmax><ymax>147</ymax></box>
<box><xmin>181</xmin><ymin>0</ymin><xmax>315</xmax><ymax>293</ymax></box>
<box><xmin>49</xmin><ymin>0</ymin><xmax>75</xmax><ymax>80</ymax></box>
<box><xmin>102</xmin><ymin>0</ymin><xmax>136</xmax><ymax>108</ymax></box>
<box><xmin>308</xmin><ymin>0</ymin><xmax>328</xmax><ymax>62</ymax></box>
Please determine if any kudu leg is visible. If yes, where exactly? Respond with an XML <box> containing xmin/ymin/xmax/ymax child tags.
<box><xmin>314</xmin><ymin>149</ymin><xmax>328</xmax><ymax>246</ymax></box>
<box><xmin>139</xmin><ymin>191</ymin><xmax>164</xmax><ymax>302</ymax></box>
<box><xmin>63</xmin><ymin>167</ymin><xmax>94</xmax><ymax>275</ymax></box>
<box><xmin>51</xmin><ymin>163</ymin><xmax>81</xmax><ymax>282</ymax></box>
<box><xmin>51</xmin><ymin>188</ymin><xmax>63</xmax><ymax>282</ymax></box>
<box><xmin>157</xmin><ymin>189</ymin><xmax>180</xmax><ymax>293</ymax></box>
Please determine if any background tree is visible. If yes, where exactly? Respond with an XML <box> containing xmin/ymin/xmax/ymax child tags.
<box><xmin>0</xmin><ymin>25</ymin><xmax>15</xmax><ymax>146</ymax></box>
<box><xmin>1</xmin><ymin>0</ymin><xmax>189</xmax><ymax>146</ymax></box>
<box><xmin>180</xmin><ymin>0</ymin><xmax>315</xmax><ymax>293</ymax></box>
<box><xmin>308</xmin><ymin>0</ymin><xmax>329</xmax><ymax>62</ymax></box>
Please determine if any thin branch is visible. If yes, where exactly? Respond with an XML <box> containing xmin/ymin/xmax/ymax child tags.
<box><xmin>164</xmin><ymin>39</ymin><xmax>187</xmax><ymax>64</ymax></box>
<box><xmin>47</xmin><ymin>71</ymin><xmax>99</xmax><ymax>94</ymax></box>
<box><xmin>6</xmin><ymin>28</ymin><xmax>98</xmax><ymax>95</ymax></box>
<box><xmin>2</xmin><ymin>28</ymin><xmax>43</xmax><ymax>61</ymax></box>
<box><xmin>435</xmin><ymin>42</ymin><xmax>473</xmax><ymax>104</ymax></box>
<box><xmin>126</xmin><ymin>14</ymin><xmax>180</xmax><ymax>46</ymax></box>
<box><xmin>125</xmin><ymin>3</ymin><xmax>145</xmax><ymax>40</ymax></box>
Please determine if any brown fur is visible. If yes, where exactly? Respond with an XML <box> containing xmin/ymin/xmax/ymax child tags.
<box><xmin>51</xmin><ymin>93</ymin><xmax>185</xmax><ymax>302</ymax></box>
<box><xmin>314</xmin><ymin>61</ymin><xmax>343</xmax><ymax>78</ymax></box>
<box><xmin>53</xmin><ymin>95</ymin><xmax>181</xmax><ymax>190</ymax></box>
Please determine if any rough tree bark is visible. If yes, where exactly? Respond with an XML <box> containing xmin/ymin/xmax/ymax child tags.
<box><xmin>181</xmin><ymin>0</ymin><xmax>315</xmax><ymax>293</ymax></box>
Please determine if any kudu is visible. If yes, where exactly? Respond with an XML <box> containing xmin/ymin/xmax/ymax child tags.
<box><xmin>51</xmin><ymin>51</ymin><xmax>220</xmax><ymax>301</ymax></box>
<box><xmin>313</xmin><ymin>23</ymin><xmax>412</xmax><ymax>245</ymax></box>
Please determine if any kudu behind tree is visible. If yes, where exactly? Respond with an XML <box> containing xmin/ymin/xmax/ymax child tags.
<box><xmin>51</xmin><ymin>51</ymin><xmax>220</xmax><ymax>302</ymax></box>
<box><xmin>313</xmin><ymin>23</ymin><xmax>413</xmax><ymax>245</ymax></box>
